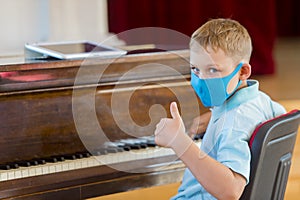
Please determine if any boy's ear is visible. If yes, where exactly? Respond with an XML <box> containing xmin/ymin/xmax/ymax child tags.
<box><xmin>239</xmin><ymin>63</ymin><xmax>251</xmax><ymax>80</ymax></box>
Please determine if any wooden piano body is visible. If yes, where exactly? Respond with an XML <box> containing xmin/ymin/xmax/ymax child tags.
<box><xmin>0</xmin><ymin>50</ymin><xmax>203</xmax><ymax>199</ymax></box>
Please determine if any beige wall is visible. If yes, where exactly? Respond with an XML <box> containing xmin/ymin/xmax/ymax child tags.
<box><xmin>0</xmin><ymin>0</ymin><xmax>110</xmax><ymax>55</ymax></box>
<box><xmin>48</xmin><ymin>0</ymin><xmax>108</xmax><ymax>42</ymax></box>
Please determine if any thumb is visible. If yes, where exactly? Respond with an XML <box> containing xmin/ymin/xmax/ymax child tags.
<box><xmin>170</xmin><ymin>102</ymin><xmax>181</xmax><ymax>119</ymax></box>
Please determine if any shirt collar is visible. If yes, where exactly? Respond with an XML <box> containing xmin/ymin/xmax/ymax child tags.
<box><xmin>211</xmin><ymin>80</ymin><xmax>259</xmax><ymax>122</ymax></box>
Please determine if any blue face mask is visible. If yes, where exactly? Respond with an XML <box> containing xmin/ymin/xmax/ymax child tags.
<box><xmin>191</xmin><ymin>63</ymin><xmax>243</xmax><ymax>107</ymax></box>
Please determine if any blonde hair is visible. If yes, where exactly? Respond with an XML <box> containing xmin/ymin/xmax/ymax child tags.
<box><xmin>190</xmin><ymin>18</ymin><xmax>252</xmax><ymax>62</ymax></box>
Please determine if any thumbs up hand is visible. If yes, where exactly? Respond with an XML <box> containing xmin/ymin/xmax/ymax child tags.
<box><xmin>154</xmin><ymin>102</ymin><xmax>186</xmax><ymax>148</ymax></box>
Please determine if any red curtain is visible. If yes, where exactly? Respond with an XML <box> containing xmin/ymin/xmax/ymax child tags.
<box><xmin>276</xmin><ymin>0</ymin><xmax>300</xmax><ymax>36</ymax></box>
<box><xmin>108</xmin><ymin>0</ymin><xmax>277</xmax><ymax>75</ymax></box>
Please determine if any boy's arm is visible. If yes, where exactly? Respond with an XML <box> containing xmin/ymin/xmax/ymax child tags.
<box><xmin>155</xmin><ymin>102</ymin><xmax>246</xmax><ymax>200</ymax></box>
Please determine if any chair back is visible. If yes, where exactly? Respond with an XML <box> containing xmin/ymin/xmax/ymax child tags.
<box><xmin>240</xmin><ymin>109</ymin><xmax>300</xmax><ymax>200</ymax></box>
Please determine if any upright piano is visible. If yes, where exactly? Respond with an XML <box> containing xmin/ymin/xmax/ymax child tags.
<box><xmin>0</xmin><ymin>50</ymin><xmax>203</xmax><ymax>199</ymax></box>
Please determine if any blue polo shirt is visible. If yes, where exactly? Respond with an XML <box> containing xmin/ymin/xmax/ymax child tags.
<box><xmin>171</xmin><ymin>80</ymin><xmax>286</xmax><ymax>200</ymax></box>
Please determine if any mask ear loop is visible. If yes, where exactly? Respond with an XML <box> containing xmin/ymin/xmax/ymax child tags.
<box><xmin>228</xmin><ymin>62</ymin><xmax>244</xmax><ymax>79</ymax></box>
<box><xmin>226</xmin><ymin>62</ymin><xmax>244</xmax><ymax>96</ymax></box>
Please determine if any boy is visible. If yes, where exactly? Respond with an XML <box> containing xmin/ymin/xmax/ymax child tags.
<box><xmin>154</xmin><ymin>18</ymin><xmax>286</xmax><ymax>200</ymax></box>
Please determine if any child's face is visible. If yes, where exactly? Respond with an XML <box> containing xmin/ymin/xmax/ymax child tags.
<box><xmin>190</xmin><ymin>44</ymin><xmax>241</xmax><ymax>94</ymax></box>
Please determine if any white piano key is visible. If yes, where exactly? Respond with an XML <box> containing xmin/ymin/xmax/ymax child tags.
<box><xmin>95</xmin><ymin>154</ymin><xmax>105</xmax><ymax>164</ymax></box>
<box><xmin>7</xmin><ymin>171</ymin><xmax>15</xmax><ymax>180</ymax></box>
<box><xmin>49</xmin><ymin>165</ymin><xmax>56</xmax><ymax>173</ymax></box>
<box><xmin>35</xmin><ymin>167</ymin><xmax>43</xmax><ymax>176</ymax></box>
<box><xmin>62</xmin><ymin>163</ymin><xmax>69</xmax><ymax>171</ymax></box>
<box><xmin>68</xmin><ymin>162</ymin><xmax>75</xmax><ymax>170</ymax></box>
<box><xmin>93</xmin><ymin>159</ymin><xmax>100</xmax><ymax>166</ymax></box>
<box><xmin>0</xmin><ymin>172</ymin><xmax>8</xmax><ymax>181</ymax></box>
<box><xmin>29</xmin><ymin>168</ymin><xmax>36</xmax><ymax>176</ymax></box>
<box><xmin>87</xmin><ymin>157</ymin><xmax>98</xmax><ymax>167</ymax></box>
<box><xmin>22</xmin><ymin>169</ymin><xmax>29</xmax><ymax>177</ymax></box>
<box><xmin>14</xmin><ymin>170</ymin><xmax>22</xmax><ymax>179</ymax></box>
<box><xmin>109</xmin><ymin>153</ymin><xmax>120</xmax><ymax>164</ymax></box>
<box><xmin>114</xmin><ymin>152</ymin><xmax>127</xmax><ymax>163</ymax></box>
<box><xmin>74</xmin><ymin>160</ymin><xmax>82</xmax><ymax>169</ymax></box>
<box><xmin>81</xmin><ymin>159</ymin><xmax>88</xmax><ymax>168</ymax></box>
<box><xmin>42</xmin><ymin>166</ymin><xmax>49</xmax><ymax>174</ymax></box>
<box><xmin>55</xmin><ymin>164</ymin><xmax>62</xmax><ymax>172</ymax></box>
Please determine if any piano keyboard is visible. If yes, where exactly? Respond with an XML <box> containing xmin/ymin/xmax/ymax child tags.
<box><xmin>0</xmin><ymin>136</ymin><xmax>202</xmax><ymax>182</ymax></box>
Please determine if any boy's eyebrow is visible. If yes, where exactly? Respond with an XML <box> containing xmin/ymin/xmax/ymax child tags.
<box><xmin>206</xmin><ymin>64</ymin><xmax>217</xmax><ymax>67</ymax></box>
<box><xmin>190</xmin><ymin>63</ymin><xmax>218</xmax><ymax>68</ymax></box>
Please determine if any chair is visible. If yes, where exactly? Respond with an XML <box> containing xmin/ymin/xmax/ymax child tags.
<box><xmin>240</xmin><ymin>109</ymin><xmax>300</xmax><ymax>200</ymax></box>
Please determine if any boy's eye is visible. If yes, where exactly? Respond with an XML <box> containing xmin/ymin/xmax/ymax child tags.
<box><xmin>191</xmin><ymin>66</ymin><xmax>200</xmax><ymax>74</ymax></box>
<box><xmin>208</xmin><ymin>68</ymin><xmax>218</xmax><ymax>73</ymax></box>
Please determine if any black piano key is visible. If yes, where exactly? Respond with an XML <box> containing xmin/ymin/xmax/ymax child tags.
<box><xmin>119</xmin><ymin>141</ymin><xmax>141</xmax><ymax>149</ymax></box>
<box><xmin>29</xmin><ymin>160</ymin><xmax>39</xmax><ymax>166</ymax></box>
<box><xmin>36</xmin><ymin>159</ymin><xmax>46</xmax><ymax>165</ymax></box>
<box><xmin>193</xmin><ymin>133</ymin><xmax>204</xmax><ymax>141</ymax></box>
<box><xmin>139</xmin><ymin>143</ymin><xmax>148</xmax><ymax>148</ymax></box>
<box><xmin>94</xmin><ymin>149</ymin><xmax>108</xmax><ymax>155</ymax></box>
<box><xmin>45</xmin><ymin>157</ymin><xmax>58</xmax><ymax>163</ymax></box>
<box><xmin>9</xmin><ymin>163</ymin><xmax>19</xmax><ymax>169</ymax></box>
<box><xmin>55</xmin><ymin>156</ymin><xmax>65</xmax><ymax>162</ymax></box>
<box><xmin>115</xmin><ymin>143</ymin><xmax>131</xmax><ymax>151</ymax></box>
<box><xmin>65</xmin><ymin>152</ymin><xmax>91</xmax><ymax>159</ymax></box>
<box><xmin>75</xmin><ymin>153</ymin><xmax>83</xmax><ymax>159</ymax></box>
<box><xmin>129</xmin><ymin>144</ymin><xmax>141</xmax><ymax>149</ymax></box>
<box><xmin>17</xmin><ymin>161</ymin><xmax>31</xmax><ymax>167</ymax></box>
<box><xmin>135</xmin><ymin>138</ymin><xmax>150</xmax><ymax>148</ymax></box>
<box><xmin>82</xmin><ymin>152</ymin><xmax>91</xmax><ymax>157</ymax></box>
<box><xmin>0</xmin><ymin>164</ymin><xmax>10</xmax><ymax>170</ymax></box>
<box><xmin>118</xmin><ymin>143</ymin><xmax>140</xmax><ymax>149</ymax></box>
<box><xmin>106</xmin><ymin>148</ymin><xmax>118</xmax><ymax>153</ymax></box>
<box><xmin>122</xmin><ymin>146</ymin><xmax>131</xmax><ymax>151</ymax></box>
<box><xmin>105</xmin><ymin>142</ymin><xmax>128</xmax><ymax>151</ymax></box>
<box><xmin>64</xmin><ymin>154</ymin><xmax>77</xmax><ymax>160</ymax></box>
<box><xmin>119</xmin><ymin>145</ymin><xmax>131</xmax><ymax>151</ymax></box>
<box><xmin>146</xmin><ymin>142</ymin><xmax>156</xmax><ymax>147</ymax></box>
<box><xmin>145</xmin><ymin>138</ymin><xmax>157</xmax><ymax>147</ymax></box>
<box><xmin>45</xmin><ymin>155</ymin><xmax>65</xmax><ymax>162</ymax></box>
